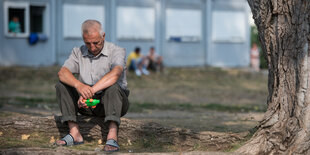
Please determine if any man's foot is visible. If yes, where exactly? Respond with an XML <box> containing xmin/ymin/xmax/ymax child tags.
<box><xmin>55</xmin><ymin>133</ymin><xmax>84</xmax><ymax>146</ymax></box>
<box><xmin>56</xmin><ymin>121</ymin><xmax>83</xmax><ymax>146</ymax></box>
<box><xmin>104</xmin><ymin>139</ymin><xmax>120</xmax><ymax>152</ymax></box>
<box><xmin>104</xmin><ymin>121</ymin><xmax>119</xmax><ymax>152</ymax></box>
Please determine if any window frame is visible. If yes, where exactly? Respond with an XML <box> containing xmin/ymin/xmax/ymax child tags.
<box><xmin>4</xmin><ymin>1</ymin><xmax>30</xmax><ymax>38</ymax></box>
<box><xmin>4</xmin><ymin>1</ymin><xmax>49</xmax><ymax>38</ymax></box>
<box><xmin>29</xmin><ymin>3</ymin><xmax>49</xmax><ymax>36</ymax></box>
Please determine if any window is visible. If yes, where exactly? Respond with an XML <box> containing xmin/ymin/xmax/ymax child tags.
<box><xmin>9</xmin><ymin>8</ymin><xmax>26</xmax><ymax>33</ymax></box>
<box><xmin>63</xmin><ymin>4</ymin><xmax>104</xmax><ymax>38</ymax></box>
<box><xmin>4</xmin><ymin>2</ymin><xmax>29</xmax><ymax>37</ymax></box>
<box><xmin>4</xmin><ymin>1</ymin><xmax>47</xmax><ymax>38</ymax></box>
<box><xmin>212</xmin><ymin>11</ymin><xmax>246</xmax><ymax>43</ymax></box>
<box><xmin>30</xmin><ymin>6</ymin><xmax>45</xmax><ymax>33</ymax></box>
<box><xmin>166</xmin><ymin>8</ymin><xmax>201</xmax><ymax>42</ymax></box>
<box><xmin>117</xmin><ymin>6</ymin><xmax>155</xmax><ymax>40</ymax></box>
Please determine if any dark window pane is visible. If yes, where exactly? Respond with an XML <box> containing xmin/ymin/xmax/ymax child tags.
<box><xmin>30</xmin><ymin>6</ymin><xmax>45</xmax><ymax>33</ymax></box>
<box><xmin>8</xmin><ymin>8</ymin><xmax>25</xmax><ymax>33</ymax></box>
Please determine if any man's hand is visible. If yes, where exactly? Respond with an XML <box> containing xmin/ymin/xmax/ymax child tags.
<box><xmin>75</xmin><ymin>83</ymin><xmax>94</xmax><ymax>99</ymax></box>
<box><xmin>77</xmin><ymin>96</ymin><xmax>88</xmax><ymax>108</ymax></box>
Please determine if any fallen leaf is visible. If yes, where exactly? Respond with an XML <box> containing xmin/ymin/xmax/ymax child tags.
<box><xmin>0</xmin><ymin>132</ymin><xmax>3</xmax><ymax>136</ymax></box>
<box><xmin>21</xmin><ymin>134</ymin><xmax>30</xmax><ymax>140</ymax></box>
<box><xmin>98</xmin><ymin>139</ymin><xmax>102</xmax><ymax>144</ymax></box>
<box><xmin>50</xmin><ymin>136</ymin><xmax>55</xmax><ymax>143</ymax></box>
<box><xmin>127</xmin><ymin>139</ymin><xmax>132</xmax><ymax>146</ymax></box>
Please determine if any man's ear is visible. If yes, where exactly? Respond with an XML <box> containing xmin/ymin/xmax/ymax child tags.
<box><xmin>102</xmin><ymin>32</ymin><xmax>106</xmax><ymax>39</ymax></box>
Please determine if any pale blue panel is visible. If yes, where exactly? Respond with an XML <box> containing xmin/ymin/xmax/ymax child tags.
<box><xmin>164</xmin><ymin>42</ymin><xmax>204</xmax><ymax>66</ymax></box>
<box><xmin>211</xmin><ymin>43</ymin><xmax>250</xmax><ymax>67</ymax></box>
<box><xmin>63</xmin><ymin>4</ymin><xmax>104</xmax><ymax>38</ymax></box>
<box><xmin>166</xmin><ymin>8</ymin><xmax>201</xmax><ymax>41</ymax></box>
<box><xmin>117</xmin><ymin>6</ymin><xmax>155</xmax><ymax>40</ymax></box>
<box><xmin>212</xmin><ymin>11</ymin><xmax>246</xmax><ymax>43</ymax></box>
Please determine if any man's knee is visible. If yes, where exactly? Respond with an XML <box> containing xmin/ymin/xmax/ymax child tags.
<box><xmin>55</xmin><ymin>82</ymin><xmax>75</xmax><ymax>96</ymax></box>
<box><xmin>105</xmin><ymin>83</ymin><xmax>120</xmax><ymax>94</ymax></box>
<box><xmin>55</xmin><ymin>81</ymin><xmax>65</xmax><ymax>92</ymax></box>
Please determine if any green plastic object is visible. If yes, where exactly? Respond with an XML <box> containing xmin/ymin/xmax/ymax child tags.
<box><xmin>84</xmin><ymin>99</ymin><xmax>100</xmax><ymax>106</ymax></box>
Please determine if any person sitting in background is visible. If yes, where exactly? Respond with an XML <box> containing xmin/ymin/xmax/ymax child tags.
<box><xmin>146</xmin><ymin>47</ymin><xmax>163</xmax><ymax>72</ymax></box>
<box><xmin>250</xmin><ymin>43</ymin><xmax>260</xmax><ymax>72</ymax></box>
<box><xmin>8</xmin><ymin>16</ymin><xmax>21</xmax><ymax>33</ymax></box>
<box><xmin>127</xmin><ymin>47</ymin><xmax>149</xmax><ymax>76</ymax></box>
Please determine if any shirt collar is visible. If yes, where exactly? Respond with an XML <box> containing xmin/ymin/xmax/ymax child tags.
<box><xmin>101</xmin><ymin>41</ymin><xmax>109</xmax><ymax>56</ymax></box>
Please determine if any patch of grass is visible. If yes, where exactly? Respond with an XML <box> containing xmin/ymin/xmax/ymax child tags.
<box><xmin>122</xmin><ymin>135</ymin><xmax>175</xmax><ymax>153</ymax></box>
<box><xmin>226</xmin><ymin>141</ymin><xmax>246</xmax><ymax>152</ymax></box>
<box><xmin>0</xmin><ymin>96</ymin><xmax>56</xmax><ymax>108</ymax></box>
<box><xmin>127</xmin><ymin>67</ymin><xmax>268</xmax><ymax>107</ymax></box>
<box><xmin>129</xmin><ymin>102</ymin><xmax>193</xmax><ymax>112</ymax></box>
<box><xmin>0</xmin><ymin>66</ymin><xmax>268</xmax><ymax>108</ymax></box>
<box><xmin>0</xmin><ymin>129</ymin><xmax>177</xmax><ymax>153</ymax></box>
<box><xmin>225</xmin><ymin>126</ymin><xmax>258</xmax><ymax>152</ymax></box>
<box><xmin>129</xmin><ymin>102</ymin><xmax>266</xmax><ymax>113</ymax></box>
<box><xmin>0</xmin><ymin>132</ymin><xmax>51</xmax><ymax>149</ymax></box>
<box><xmin>0</xmin><ymin>111</ymin><xmax>14</xmax><ymax>117</ymax></box>
<box><xmin>202</xmin><ymin>103</ymin><xmax>266</xmax><ymax>113</ymax></box>
<box><xmin>225</xmin><ymin>133</ymin><xmax>253</xmax><ymax>152</ymax></box>
<box><xmin>14</xmin><ymin>97</ymin><xmax>56</xmax><ymax>104</ymax></box>
<box><xmin>73</xmin><ymin>141</ymin><xmax>101</xmax><ymax>151</ymax></box>
<box><xmin>0</xmin><ymin>66</ymin><xmax>59</xmax><ymax>82</ymax></box>
<box><xmin>0</xmin><ymin>132</ymin><xmax>103</xmax><ymax>151</ymax></box>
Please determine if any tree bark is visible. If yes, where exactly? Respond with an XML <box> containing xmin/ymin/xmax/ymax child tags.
<box><xmin>0</xmin><ymin>114</ymin><xmax>247</xmax><ymax>151</ymax></box>
<box><xmin>237</xmin><ymin>0</ymin><xmax>310</xmax><ymax>154</ymax></box>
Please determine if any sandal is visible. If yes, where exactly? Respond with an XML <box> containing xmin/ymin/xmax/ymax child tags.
<box><xmin>55</xmin><ymin>134</ymin><xmax>84</xmax><ymax>146</ymax></box>
<box><xmin>104</xmin><ymin>139</ymin><xmax>120</xmax><ymax>152</ymax></box>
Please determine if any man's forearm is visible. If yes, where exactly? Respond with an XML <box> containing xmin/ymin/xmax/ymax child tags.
<box><xmin>58</xmin><ymin>67</ymin><xmax>81</xmax><ymax>88</ymax></box>
<box><xmin>92</xmin><ymin>66</ymin><xmax>123</xmax><ymax>93</ymax></box>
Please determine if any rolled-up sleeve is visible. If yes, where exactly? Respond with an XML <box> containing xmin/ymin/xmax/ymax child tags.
<box><xmin>63</xmin><ymin>48</ymin><xmax>80</xmax><ymax>74</ymax></box>
<box><xmin>111</xmin><ymin>48</ymin><xmax>126</xmax><ymax>69</ymax></box>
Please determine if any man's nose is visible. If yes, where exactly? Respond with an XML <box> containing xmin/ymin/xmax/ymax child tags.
<box><xmin>90</xmin><ymin>44</ymin><xmax>96</xmax><ymax>50</ymax></box>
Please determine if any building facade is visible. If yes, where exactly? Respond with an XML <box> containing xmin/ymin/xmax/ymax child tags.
<box><xmin>0</xmin><ymin>0</ymin><xmax>251</xmax><ymax>67</ymax></box>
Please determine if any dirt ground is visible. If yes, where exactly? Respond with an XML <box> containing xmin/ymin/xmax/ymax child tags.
<box><xmin>0</xmin><ymin>66</ymin><xmax>268</xmax><ymax>153</ymax></box>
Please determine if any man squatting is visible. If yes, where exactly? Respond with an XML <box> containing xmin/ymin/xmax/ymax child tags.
<box><xmin>55</xmin><ymin>19</ymin><xmax>129</xmax><ymax>152</ymax></box>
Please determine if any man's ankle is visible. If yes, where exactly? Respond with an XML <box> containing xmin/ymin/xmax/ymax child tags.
<box><xmin>68</xmin><ymin>121</ymin><xmax>82</xmax><ymax>140</ymax></box>
<box><xmin>107</xmin><ymin>121</ymin><xmax>118</xmax><ymax>141</ymax></box>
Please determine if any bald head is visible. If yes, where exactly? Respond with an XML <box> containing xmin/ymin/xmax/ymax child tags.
<box><xmin>81</xmin><ymin>20</ymin><xmax>103</xmax><ymax>36</ymax></box>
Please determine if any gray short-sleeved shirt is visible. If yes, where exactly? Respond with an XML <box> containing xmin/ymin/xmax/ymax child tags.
<box><xmin>63</xmin><ymin>41</ymin><xmax>127</xmax><ymax>90</ymax></box>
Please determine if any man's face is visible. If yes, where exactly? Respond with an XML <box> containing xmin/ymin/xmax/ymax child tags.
<box><xmin>83</xmin><ymin>31</ymin><xmax>105</xmax><ymax>56</ymax></box>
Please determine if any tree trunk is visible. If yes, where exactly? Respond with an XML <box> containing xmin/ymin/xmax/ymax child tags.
<box><xmin>0</xmin><ymin>114</ymin><xmax>247</xmax><ymax>151</ymax></box>
<box><xmin>237</xmin><ymin>0</ymin><xmax>310</xmax><ymax>154</ymax></box>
